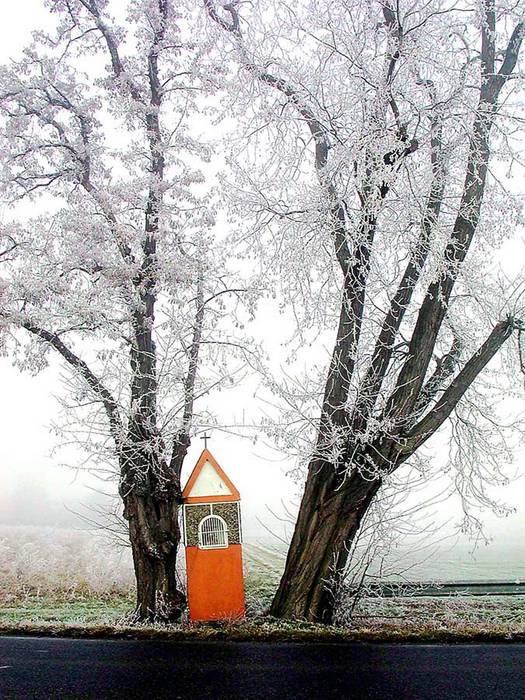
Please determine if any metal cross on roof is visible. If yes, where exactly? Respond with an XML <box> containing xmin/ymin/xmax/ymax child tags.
<box><xmin>200</xmin><ymin>433</ymin><xmax>211</xmax><ymax>449</ymax></box>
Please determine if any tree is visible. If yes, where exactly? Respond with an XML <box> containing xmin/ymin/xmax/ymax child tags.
<box><xmin>206</xmin><ymin>0</ymin><xmax>525</xmax><ymax>622</ymax></box>
<box><xmin>0</xmin><ymin>0</ymin><xmax>244</xmax><ymax>621</ymax></box>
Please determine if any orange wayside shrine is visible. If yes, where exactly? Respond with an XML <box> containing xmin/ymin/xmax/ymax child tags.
<box><xmin>182</xmin><ymin>448</ymin><xmax>246</xmax><ymax>622</ymax></box>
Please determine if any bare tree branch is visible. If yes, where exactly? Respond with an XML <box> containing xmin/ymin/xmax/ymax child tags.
<box><xmin>401</xmin><ymin>318</ymin><xmax>516</xmax><ymax>455</ymax></box>
<box><xmin>22</xmin><ymin>322</ymin><xmax>123</xmax><ymax>446</ymax></box>
<box><xmin>411</xmin><ymin>330</ymin><xmax>463</xmax><ymax>422</ymax></box>
<box><xmin>353</xmin><ymin>92</ymin><xmax>445</xmax><ymax>426</ymax></box>
<box><xmin>170</xmin><ymin>273</ymin><xmax>205</xmax><ymax>481</ymax></box>
<box><xmin>384</xmin><ymin>4</ymin><xmax>522</xmax><ymax>426</ymax></box>
<box><xmin>77</xmin><ymin>0</ymin><xmax>145</xmax><ymax>103</ymax></box>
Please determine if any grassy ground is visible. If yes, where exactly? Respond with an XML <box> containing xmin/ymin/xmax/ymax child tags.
<box><xmin>353</xmin><ymin>594</ymin><xmax>525</xmax><ymax>625</ymax></box>
<box><xmin>2</xmin><ymin>584</ymin><xmax>525</xmax><ymax>643</ymax></box>
<box><xmin>2</xmin><ymin>528</ymin><xmax>525</xmax><ymax>642</ymax></box>
<box><xmin>0</xmin><ymin>591</ymin><xmax>133</xmax><ymax>625</ymax></box>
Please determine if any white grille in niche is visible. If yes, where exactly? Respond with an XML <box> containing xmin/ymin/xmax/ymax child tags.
<box><xmin>198</xmin><ymin>514</ymin><xmax>228</xmax><ymax>549</ymax></box>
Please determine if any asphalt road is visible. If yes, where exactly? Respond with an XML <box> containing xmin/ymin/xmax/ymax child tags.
<box><xmin>1</xmin><ymin>636</ymin><xmax>524</xmax><ymax>699</ymax></box>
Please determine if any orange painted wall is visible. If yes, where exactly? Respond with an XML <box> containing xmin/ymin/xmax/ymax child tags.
<box><xmin>185</xmin><ymin>544</ymin><xmax>245</xmax><ymax>622</ymax></box>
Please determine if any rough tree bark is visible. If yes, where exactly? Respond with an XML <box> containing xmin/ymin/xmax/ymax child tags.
<box><xmin>270</xmin><ymin>461</ymin><xmax>381</xmax><ymax>623</ymax></box>
<box><xmin>121</xmin><ymin>450</ymin><xmax>185</xmax><ymax>621</ymax></box>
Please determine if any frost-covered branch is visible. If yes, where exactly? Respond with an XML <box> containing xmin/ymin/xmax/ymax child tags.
<box><xmin>22</xmin><ymin>322</ymin><xmax>123</xmax><ymax>446</ymax></box>
<box><xmin>401</xmin><ymin>317</ymin><xmax>517</xmax><ymax>455</ymax></box>
<box><xmin>386</xmin><ymin>1</ymin><xmax>525</xmax><ymax>426</ymax></box>
<box><xmin>170</xmin><ymin>271</ymin><xmax>204</xmax><ymax>480</ymax></box>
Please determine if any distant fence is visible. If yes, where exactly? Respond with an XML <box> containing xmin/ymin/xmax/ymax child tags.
<box><xmin>368</xmin><ymin>581</ymin><xmax>525</xmax><ymax>597</ymax></box>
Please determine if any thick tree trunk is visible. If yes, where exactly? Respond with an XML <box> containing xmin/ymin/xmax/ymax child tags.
<box><xmin>124</xmin><ymin>490</ymin><xmax>185</xmax><ymax>622</ymax></box>
<box><xmin>270</xmin><ymin>460</ymin><xmax>380</xmax><ymax>623</ymax></box>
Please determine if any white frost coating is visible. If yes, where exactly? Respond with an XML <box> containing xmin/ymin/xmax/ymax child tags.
<box><xmin>189</xmin><ymin>461</ymin><xmax>232</xmax><ymax>497</ymax></box>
